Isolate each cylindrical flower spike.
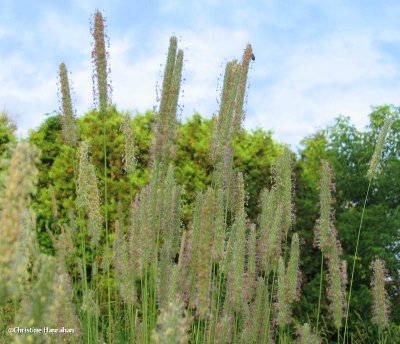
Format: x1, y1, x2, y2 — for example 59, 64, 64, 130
287, 233, 301, 303
326, 235, 347, 330
76, 142, 103, 248
371, 258, 391, 329
121, 113, 136, 175
276, 256, 290, 327
92, 10, 110, 114
367, 118, 392, 181
274, 146, 294, 237
59, 62, 78, 146
314, 160, 335, 253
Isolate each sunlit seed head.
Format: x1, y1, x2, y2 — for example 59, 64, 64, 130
314, 160, 335, 253
58, 62, 78, 146
77, 141, 102, 247
296, 323, 321, 344
367, 118, 392, 181
287, 233, 301, 303
91, 10, 110, 114
370, 258, 390, 329
121, 113, 136, 175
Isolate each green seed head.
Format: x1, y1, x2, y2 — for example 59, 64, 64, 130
287, 233, 301, 303
326, 238, 346, 330
58, 62, 78, 146
315, 160, 335, 253
371, 258, 390, 329
91, 10, 110, 114
121, 113, 136, 175
77, 142, 103, 248
152, 302, 189, 344
273, 146, 294, 237
367, 118, 392, 181
276, 256, 290, 327
296, 323, 321, 344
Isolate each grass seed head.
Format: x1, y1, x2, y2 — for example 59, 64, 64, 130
287, 233, 301, 303
273, 146, 294, 237
152, 302, 189, 344
121, 112, 136, 174
276, 256, 291, 327
92, 9, 110, 114
367, 117, 392, 181
314, 160, 335, 253
296, 323, 321, 344
153, 37, 183, 173
326, 238, 346, 330
58, 62, 78, 146
371, 258, 390, 329
77, 141, 103, 248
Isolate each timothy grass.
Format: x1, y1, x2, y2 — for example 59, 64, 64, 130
0, 9, 397, 344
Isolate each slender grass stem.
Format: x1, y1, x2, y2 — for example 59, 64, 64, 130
343, 181, 371, 343
102, 108, 112, 343
316, 253, 324, 333
141, 265, 148, 343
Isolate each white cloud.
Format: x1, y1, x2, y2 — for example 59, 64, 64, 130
247, 32, 400, 147
0, 52, 58, 135
0, 9, 92, 136
38, 10, 91, 53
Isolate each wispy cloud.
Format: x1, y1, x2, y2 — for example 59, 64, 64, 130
247, 31, 400, 146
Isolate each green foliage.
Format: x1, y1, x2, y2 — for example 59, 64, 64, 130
0, 111, 17, 199
0, 110, 17, 156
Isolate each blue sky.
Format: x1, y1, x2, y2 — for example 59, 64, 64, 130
1, 0, 400, 147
